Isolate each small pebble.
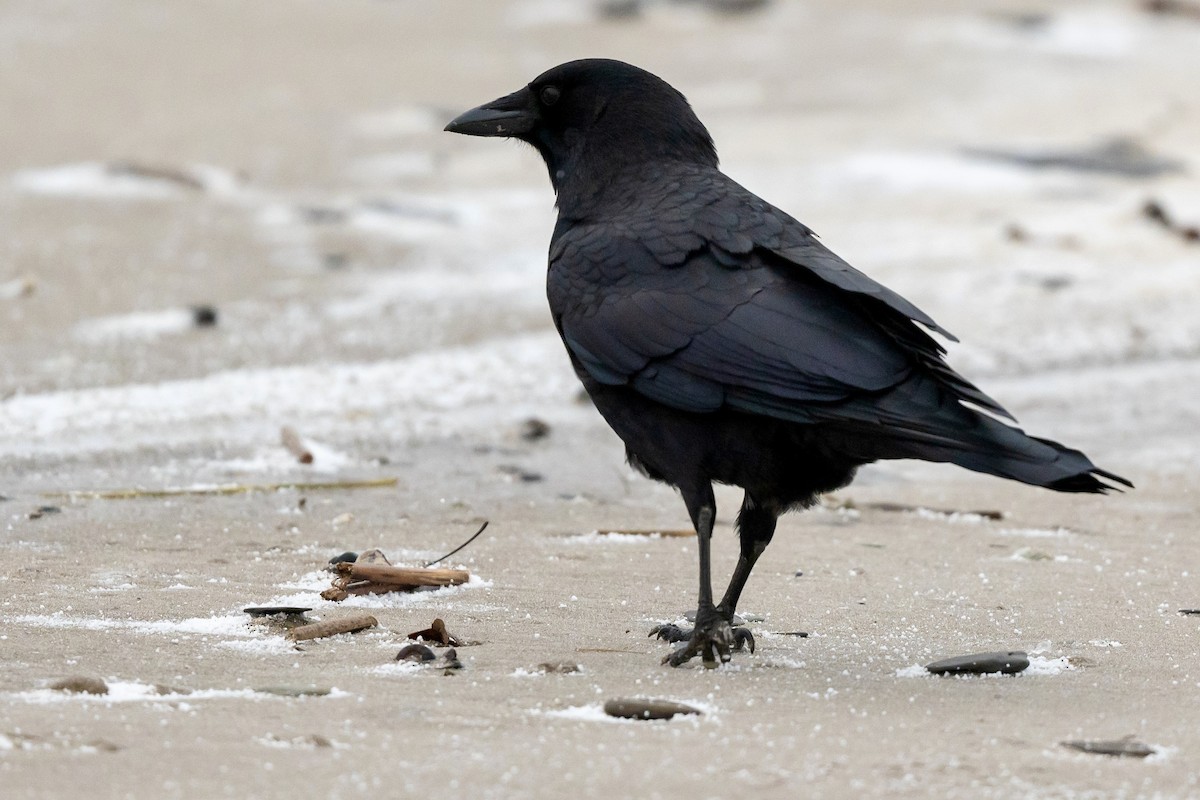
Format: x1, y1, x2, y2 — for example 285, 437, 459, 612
244, 606, 312, 618
49, 676, 109, 695
442, 648, 464, 671
1061, 736, 1156, 758
396, 643, 437, 662
925, 651, 1029, 676
255, 686, 331, 697
603, 698, 702, 720
518, 418, 551, 441
328, 552, 358, 565
28, 505, 61, 520
191, 305, 218, 327
538, 662, 582, 674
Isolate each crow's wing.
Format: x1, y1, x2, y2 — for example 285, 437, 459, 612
612, 166, 958, 342
550, 237, 916, 421
548, 168, 1011, 422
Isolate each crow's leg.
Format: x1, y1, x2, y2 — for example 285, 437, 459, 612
710, 493, 779, 655
658, 483, 740, 667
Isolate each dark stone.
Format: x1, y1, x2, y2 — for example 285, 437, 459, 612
603, 698, 702, 720
925, 650, 1029, 676
328, 551, 358, 565
518, 417, 551, 441
191, 305, 218, 327
243, 606, 312, 617
49, 676, 109, 695
255, 686, 332, 697
396, 643, 437, 662
1061, 736, 1156, 758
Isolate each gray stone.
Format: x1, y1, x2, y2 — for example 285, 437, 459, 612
925, 650, 1029, 676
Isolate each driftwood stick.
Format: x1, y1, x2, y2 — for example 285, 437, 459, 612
595, 528, 695, 538
335, 562, 470, 587
280, 426, 314, 464
45, 477, 398, 500
288, 613, 378, 641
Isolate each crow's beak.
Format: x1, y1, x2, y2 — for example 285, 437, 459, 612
444, 88, 537, 137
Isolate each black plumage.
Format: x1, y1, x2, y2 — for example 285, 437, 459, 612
446, 59, 1131, 666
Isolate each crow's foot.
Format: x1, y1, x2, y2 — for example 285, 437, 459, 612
661, 617, 759, 667
730, 626, 756, 654
648, 623, 691, 643
649, 620, 756, 662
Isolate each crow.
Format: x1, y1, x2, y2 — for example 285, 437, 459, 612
445, 59, 1131, 667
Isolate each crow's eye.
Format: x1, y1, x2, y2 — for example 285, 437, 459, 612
540, 85, 561, 106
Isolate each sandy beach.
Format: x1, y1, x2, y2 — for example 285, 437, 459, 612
2, 1, 1199, 797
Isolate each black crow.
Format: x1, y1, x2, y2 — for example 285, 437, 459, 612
445, 59, 1131, 667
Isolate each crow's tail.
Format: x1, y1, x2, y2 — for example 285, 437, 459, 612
844, 376, 1133, 494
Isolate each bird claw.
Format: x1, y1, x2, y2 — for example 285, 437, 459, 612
647, 623, 692, 643
661, 619, 738, 668
731, 626, 756, 654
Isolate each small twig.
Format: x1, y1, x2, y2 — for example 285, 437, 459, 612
425, 521, 488, 567
280, 426, 314, 464
1142, 199, 1200, 243
335, 562, 470, 587
595, 528, 695, 537
44, 477, 398, 500
288, 613, 377, 642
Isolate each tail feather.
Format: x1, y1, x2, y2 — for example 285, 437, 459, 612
836, 377, 1133, 494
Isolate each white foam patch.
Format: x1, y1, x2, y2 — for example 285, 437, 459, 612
217, 637, 295, 655
11, 162, 182, 199
216, 438, 352, 476
8, 613, 292, 655
538, 704, 622, 723
0, 733, 43, 751
255, 734, 345, 749
914, 508, 993, 525
13, 682, 351, 705
8, 612, 253, 637
997, 527, 1074, 538
561, 531, 677, 545
1146, 744, 1177, 763
510, 666, 585, 678
918, 8, 1139, 59
828, 151, 1037, 193
72, 308, 197, 343
0, 332, 573, 458
346, 201, 457, 242
1009, 547, 1071, 562
1024, 655, 1074, 676
88, 583, 137, 593
1088, 640, 1123, 649
372, 661, 427, 677
322, 269, 538, 321
896, 664, 930, 678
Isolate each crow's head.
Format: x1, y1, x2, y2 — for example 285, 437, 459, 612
446, 59, 716, 197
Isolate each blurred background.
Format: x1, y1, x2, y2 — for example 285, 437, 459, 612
1, 0, 1198, 489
